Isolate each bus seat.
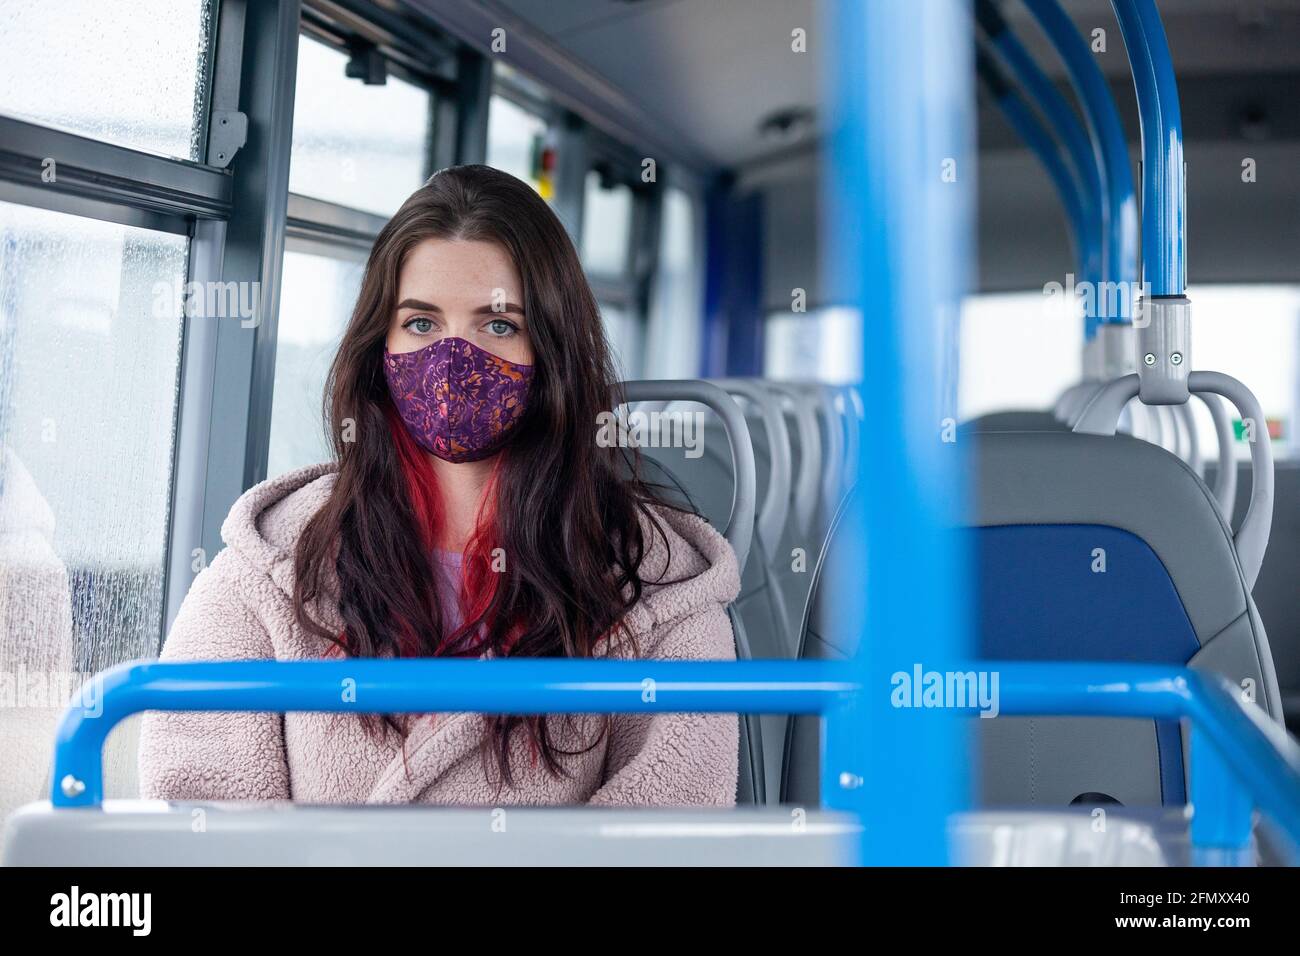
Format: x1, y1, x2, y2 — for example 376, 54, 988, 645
782, 430, 1281, 809
615, 381, 764, 805
1211, 459, 1300, 732
638, 389, 798, 802
963, 409, 1066, 432
968, 430, 1281, 807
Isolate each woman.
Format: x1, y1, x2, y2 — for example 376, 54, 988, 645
138, 165, 739, 807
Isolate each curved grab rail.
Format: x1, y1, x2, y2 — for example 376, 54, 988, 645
711, 377, 793, 560
836, 386, 863, 494
1055, 380, 1102, 425
976, 0, 1102, 300
1157, 405, 1184, 458
768, 383, 823, 539
1200, 391, 1238, 519
1025, 0, 1139, 321
1176, 401, 1201, 476
813, 385, 845, 512
617, 380, 756, 575
49, 659, 1300, 859
1073, 372, 1274, 590
975, 43, 1094, 293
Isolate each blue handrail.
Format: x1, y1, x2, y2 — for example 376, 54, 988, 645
1109, 0, 1186, 296
1023, 0, 1140, 324
976, 47, 1090, 282
52, 659, 861, 809
51, 659, 1300, 862
977, 0, 1103, 310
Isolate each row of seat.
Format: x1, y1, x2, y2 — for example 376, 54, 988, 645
623, 378, 863, 801
622, 370, 1281, 814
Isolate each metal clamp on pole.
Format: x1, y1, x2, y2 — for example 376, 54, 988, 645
1135, 294, 1191, 404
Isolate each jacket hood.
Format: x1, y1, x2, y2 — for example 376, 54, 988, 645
218, 462, 741, 642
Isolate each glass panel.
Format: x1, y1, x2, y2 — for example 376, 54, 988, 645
289, 36, 433, 217
1183, 284, 1299, 461
600, 302, 642, 380
581, 171, 632, 276
0, 0, 211, 160
645, 187, 702, 378
487, 94, 548, 193
957, 291, 1083, 420
267, 247, 365, 478
764, 307, 863, 384
0, 200, 187, 817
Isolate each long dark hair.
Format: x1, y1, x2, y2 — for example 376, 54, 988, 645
293, 164, 674, 785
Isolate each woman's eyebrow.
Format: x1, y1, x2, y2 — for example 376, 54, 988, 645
395, 298, 441, 312
474, 302, 525, 316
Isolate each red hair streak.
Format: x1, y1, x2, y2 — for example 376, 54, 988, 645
385, 407, 517, 656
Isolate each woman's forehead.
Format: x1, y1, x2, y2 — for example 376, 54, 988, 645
399, 238, 521, 302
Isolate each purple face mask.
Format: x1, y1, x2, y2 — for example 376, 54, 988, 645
383, 336, 535, 463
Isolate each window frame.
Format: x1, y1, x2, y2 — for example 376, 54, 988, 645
0, 0, 494, 646
0, 0, 705, 650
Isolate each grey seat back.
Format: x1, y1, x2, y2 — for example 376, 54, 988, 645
783, 431, 1281, 808
639, 400, 795, 803
614, 382, 762, 802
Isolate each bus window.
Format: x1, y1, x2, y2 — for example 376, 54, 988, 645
645, 187, 705, 379
581, 170, 633, 277
0, 202, 186, 671
764, 306, 864, 384
486, 94, 549, 194
0, 0, 209, 160
266, 247, 365, 478
958, 290, 1084, 420
288, 35, 433, 217
599, 302, 642, 381
1184, 284, 1299, 460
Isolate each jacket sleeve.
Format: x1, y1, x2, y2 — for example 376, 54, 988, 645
137, 551, 291, 801
588, 604, 739, 807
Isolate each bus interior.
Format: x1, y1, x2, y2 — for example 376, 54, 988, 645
1, 0, 1299, 871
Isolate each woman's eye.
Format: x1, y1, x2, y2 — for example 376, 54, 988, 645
405, 317, 435, 334
486, 319, 516, 337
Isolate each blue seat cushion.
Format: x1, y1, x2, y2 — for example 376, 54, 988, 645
972, 524, 1201, 803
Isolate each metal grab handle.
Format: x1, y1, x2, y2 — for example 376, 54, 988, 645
1176, 401, 1201, 475
712, 378, 793, 562
769, 384, 822, 539
1073, 372, 1274, 590
836, 386, 863, 493
1055, 380, 1101, 425
1200, 391, 1238, 521
814, 386, 846, 511
617, 380, 756, 576
1164, 405, 1184, 456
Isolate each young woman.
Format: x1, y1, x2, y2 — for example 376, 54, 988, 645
138, 165, 740, 806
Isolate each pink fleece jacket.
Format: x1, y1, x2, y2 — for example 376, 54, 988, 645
137, 463, 740, 807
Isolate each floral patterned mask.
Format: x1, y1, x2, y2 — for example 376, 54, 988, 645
383, 336, 535, 463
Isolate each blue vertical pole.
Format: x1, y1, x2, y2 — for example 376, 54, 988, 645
975, 48, 1091, 289
1023, 0, 1140, 322
822, 0, 973, 865
977, 0, 1104, 337
1109, 0, 1186, 296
